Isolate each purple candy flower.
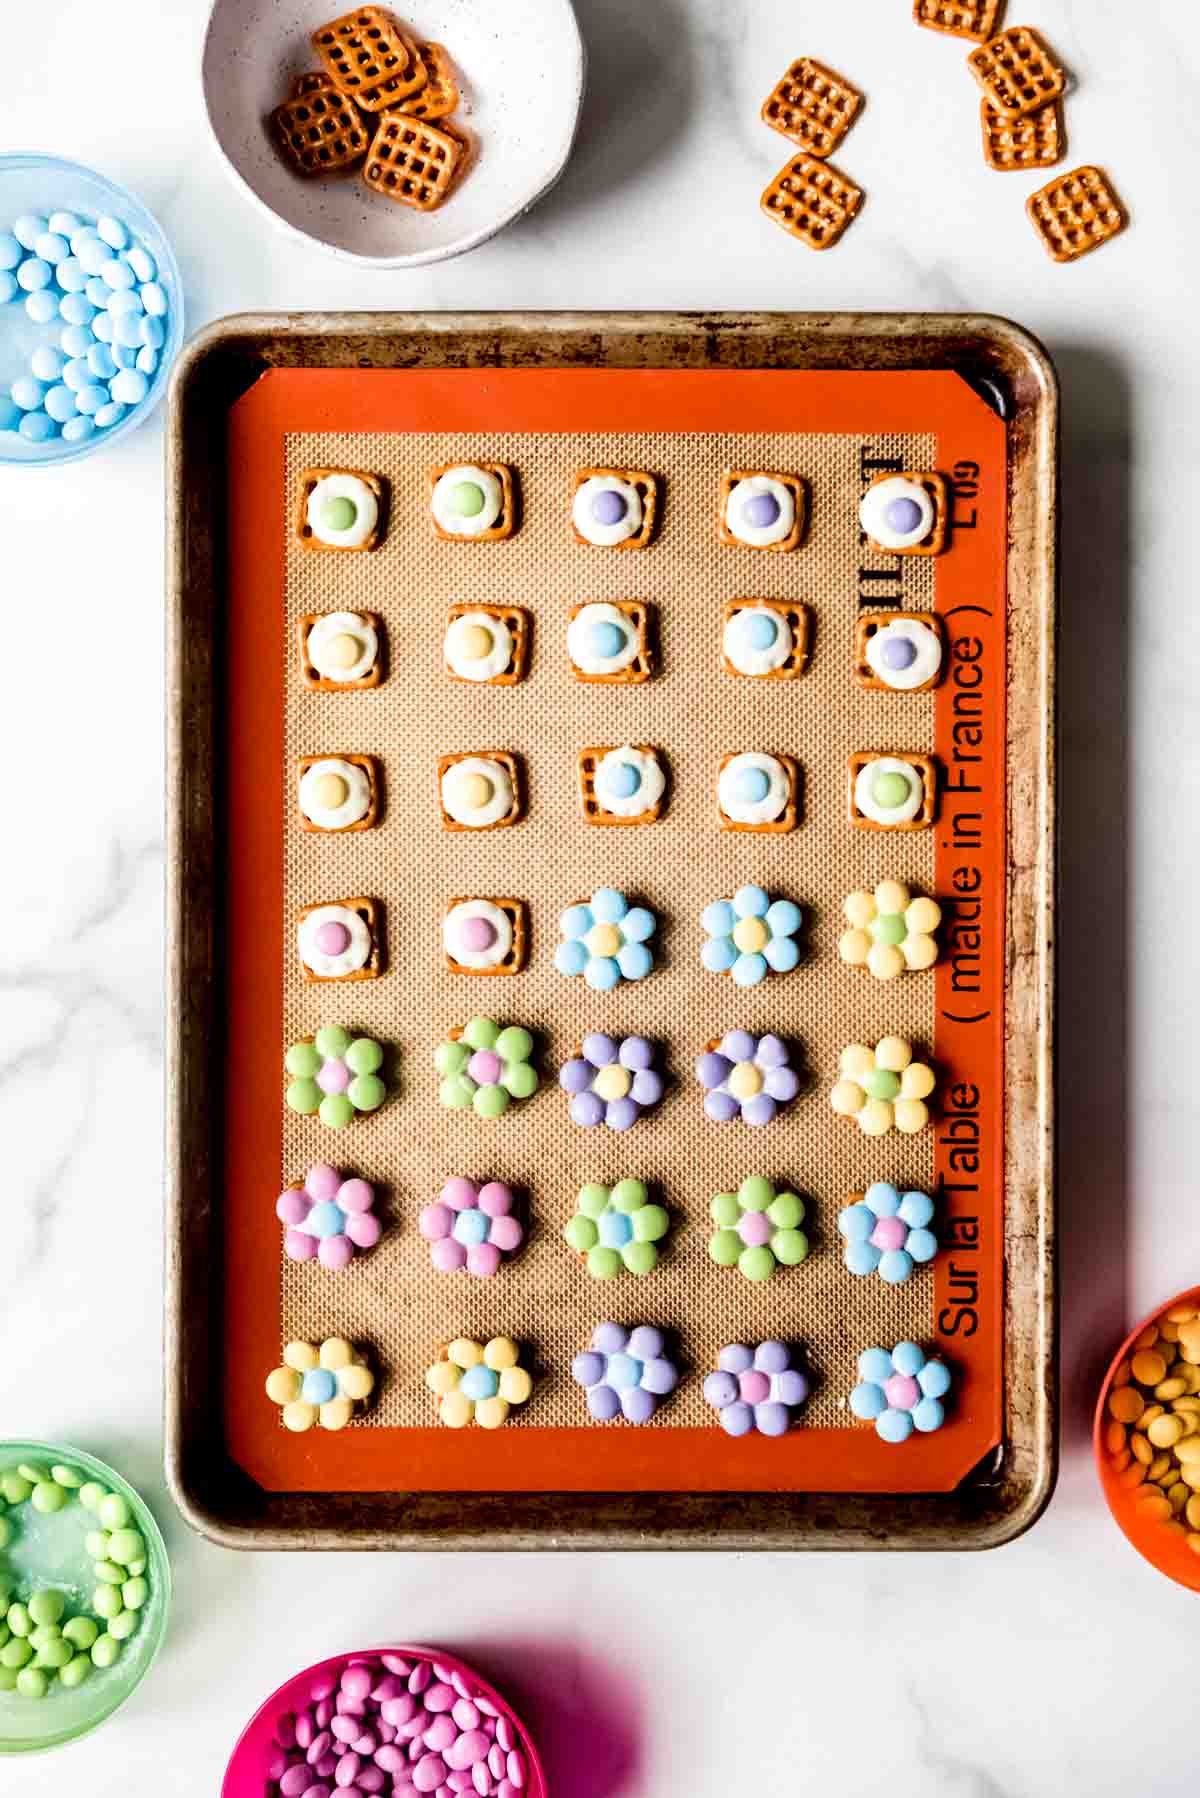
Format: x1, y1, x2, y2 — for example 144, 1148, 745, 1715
559, 1032, 665, 1131
571, 1322, 678, 1424
694, 1029, 800, 1125
703, 1341, 810, 1437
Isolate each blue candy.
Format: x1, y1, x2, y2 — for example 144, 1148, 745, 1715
48, 211, 82, 237
591, 887, 627, 924
877, 1408, 914, 1444
87, 343, 117, 380
0, 395, 19, 431
61, 415, 95, 444
91, 312, 114, 343
140, 281, 167, 317
100, 257, 135, 291
75, 383, 109, 416
0, 233, 21, 271
139, 314, 164, 350
597, 1211, 632, 1249
135, 345, 158, 377
75, 235, 110, 275
107, 287, 143, 318
451, 1208, 488, 1247
300, 1367, 336, 1406
617, 941, 653, 981
0, 271, 16, 305
30, 347, 64, 382
93, 400, 126, 430
33, 231, 69, 264
113, 315, 144, 350
60, 292, 96, 326
84, 276, 110, 308
62, 359, 91, 392
124, 244, 156, 283
25, 290, 59, 325
459, 1364, 498, 1402
43, 385, 78, 423
111, 342, 138, 368
13, 214, 47, 250
553, 939, 589, 977
16, 257, 52, 293
60, 324, 93, 358
584, 958, 621, 992
55, 256, 87, 292
10, 376, 45, 411
97, 215, 128, 250
19, 412, 55, 443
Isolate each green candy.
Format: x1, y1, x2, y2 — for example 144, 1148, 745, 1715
90, 1634, 120, 1669
345, 1036, 383, 1076
284, 1041, 322, 1078
107, 1611, 138, 1642
35, 1639, 72, 1671
318, 1092, 354, 1129
739, 1245, 776, 1282
286, 1077, 322, 1116
771, 1227, 810, 1266
710, 1191, 741, 1228
473, 1084, 509, 1120
17, 1463, 49, 1484
0, 1639, 32, 1670
495, 1025, 532, 1063
767, 1191, 804, 1230
107, 1528, 144, 1567
462, 1016, 498, 1051
63, 1616, 99, 1651
448, 480, 485, 518
632, 1204, 669, 1243
32, 1481, 67, 1515
16, 1666, 48, 1698
0, 1517, 10, 1550
98, 1492, 131, 1531
78, 1482, 105, 1513
738, 1175, 774, 1212
872, 770, 912, 809
861, 1068, 900, 1102
7, 1604, 32, 1638
708, 1229, 741, 1267
50, 1464, 83, 1489
585, 1246, 622, 1280
0, 1473, 32, 1505
871, 912, 906, 946
29, 1627, 60, 1652
0, 1625, 9, 1651
93, 1585, 122, 1621
435, 1039, 470, 1076
439, 1075, 475, 1110
28, 1590, 65, 1628
59, 1654, 91, 1689
621, 1241, 658, 1276
347, 1072, 385, 1113
610, 1178, 647, 1214
0, 1668, 16, 1692
314, 1024, 352, 1059
322, 495, 357, 531
84, 1530, 111, 1560
126, 1559, 146, 1578
93, 1561, 124, 1586
501, 1061, 537, 1100
121, 1578, 148, 1612
577, 1184, 609, 1219
564, 1214, 598, 1253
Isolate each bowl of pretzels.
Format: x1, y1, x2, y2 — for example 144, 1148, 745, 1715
201, 0, 585, 266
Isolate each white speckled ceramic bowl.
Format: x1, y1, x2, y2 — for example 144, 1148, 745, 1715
201, 0, 585, 267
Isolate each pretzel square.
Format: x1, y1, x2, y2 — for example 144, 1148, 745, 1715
363, 114, 463, 210
568, 602, 652, 685
761, 153, 862, 249
429, 463, 517, 540
1027, 165, 1126, 263
437, 753, 523, 832
718, 471, 807, 550
718, 754, 800, 834
848, 753, 938, 831
578, 747, 666, 826
270, 83, 369, 176
296, 754, 380, 833
760, 59, 863, 158
297, 896, 383, 982
295, 467, 386, 551
396, 42, 458, 120
312, 7, 427, 111
444, 605, 530, 684
720, 601, 811, 679
967, 26, 1066, 119
854, 612, 947, 692
981, 98, 1064, 172
443, 898, 528, 976
571, 468, 660, 549
298, 611, 384, 691
862, 471, 949, 557
913, 0, 1003, 41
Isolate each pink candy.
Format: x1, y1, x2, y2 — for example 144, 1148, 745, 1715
418, 1179, 524, 1278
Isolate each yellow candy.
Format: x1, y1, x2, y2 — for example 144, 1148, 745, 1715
844, 891, 875, 929
1169, 1482, 1190, 1514
426, 1360, 459, 1396
312, 773, 349, 810
282, 1401, 318, 1433
439, 1390, 473, 1429
587, 923, 622, 959
876, 1036, 912, 1073
320, 1398, 353, 1432
484, 1336, 519, 1371
867, 943, 905, 981
733, 917, 769, 954
1155, 1377, 1188, 1401
474, 1396, 510, 1431
320, 1338, 353, 1372
1130, 1433, 1153, 1466
840, 1044, 874, 1078
899, 1062, 935, 1101
830, 1079, 865, 1116
1181, 1464, 1200, 1492
902, 934, 939, 971
339, 1364, 374, 1402
499, 1366, 533, 1403
1134, 1325, 1160, 1351
858, 1098, 894, 1136
460, 772, 493, 809
1187, 1495, 1200, 1530
283, 1341, 319, 1374
1175, 1394, 1200, 1413
1159, 1320, 1182, 1342
459, 624, 493, 661
1149, 1453, 1173, 1483
1108, 1386, 1144, 1424
893, 1098, 929, 1135
1132, 1350, 1168, 1386
265, 1367, 301, 1405
875, 880, 909, 915
593, 1064, 632, 1102
1148, 1414, 1184, 1449
1174, 1435, 1200, 1463
1136, 1403, 1164, 1430
448, 1338, 483, 1369
838, 928, 871, 966
1167, 1304, 1199, 1323
326, 632, 360, 669
728, 1062, 763, 1101
905, 896, 941, 935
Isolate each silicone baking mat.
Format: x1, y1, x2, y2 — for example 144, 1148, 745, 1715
221, 366, 1006, 1496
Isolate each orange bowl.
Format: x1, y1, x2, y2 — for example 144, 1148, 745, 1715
1094, 1284, 1200, 1591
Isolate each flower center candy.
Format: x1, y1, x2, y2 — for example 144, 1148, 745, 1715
884, 496, 924, 535
468, 1049, 502, 1085
317, 1057, 351, 1094
587, 923, 622, 958
592, 489, 627, 524
884, 1373, 921, 1410
312, 773, 349, 809
326, 632, 360, 668
593, 1064, 632, 1102
314, 921, 351, 956
460, 916, 497, 953
306, 1199, 345, 1238
737, 1211, 771, 1248
727, 1061, 763, 1100
301, 1368, 337, 1405
739, 612, 777, 650
459, 624, 493, 660
880, 635, 918, 669
873, 771, 912, 808
460, 1363, 500, 1400
732, 917, 769, 954
321, 496, 357, 531
590, 620, 627, 660
870, 1215, 907, 1251
603, 762, 640, 799
734, 768, 771, 805
598, 1211, 632, 1248
606, 1353, 641, 1390
738, 1370, 770, 1404
449, 481, 485, 517
743, 492, 780, 528
871, 913, 907, 946
459, 772, 493, 809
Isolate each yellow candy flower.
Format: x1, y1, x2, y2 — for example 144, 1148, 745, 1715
829, 1036, 936, 1136
426, 1336, 534, 1429
265, 1337, 375, 1432
838, 881, 941, 980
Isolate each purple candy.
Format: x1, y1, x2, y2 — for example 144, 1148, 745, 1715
775, 1370, 809, 1406
587, 1383, 621, 1421
591, 488, 626, 525
630, 1069, 663, 1105
696, 1051, 731, 1089
704, 1370, 738, 1407
719, 1344, 753, 1374
880, 635, 918, 669
605, 1096, 639, 1131
721, 1029, 756, 1062
581, 1031, 618, 1066
884, 496, 924, 536
755, 1341, 789, 1374
764, 1065, 800, 1102
718, 1399, 755, 1437
621, 1386, 655, 1424
756, 1033, 788, 1068
742, 491, 780, 528
704, 1090, 740, 1123
619, 1035, 653, 1070
570, 1090, 605, 1127
640, 1356, 677, 1395
572, 1351, 605, 1386
628, 1325, 663, 1359
755, 1401, 790, 1437
559, 1057, 593, 1094
741, 1094, 777, 1127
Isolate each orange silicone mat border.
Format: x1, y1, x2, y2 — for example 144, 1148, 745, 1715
223, 366, 1007, 1495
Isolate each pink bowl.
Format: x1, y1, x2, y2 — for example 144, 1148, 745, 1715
222, 1644, 548, 1797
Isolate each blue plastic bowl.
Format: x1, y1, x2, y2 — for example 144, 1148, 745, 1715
0, 154, 184, 466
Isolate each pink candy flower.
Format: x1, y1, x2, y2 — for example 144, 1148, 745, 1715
418, 1178, 524, 1276
277, 1164, 382, 1270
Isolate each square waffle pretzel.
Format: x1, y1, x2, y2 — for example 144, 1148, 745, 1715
1027, 165, 1126, 263
298, 611, 384, 691
363, 115, 463, 211
437, 753, 523, 833
848, 752, 938, 831
718, 754, 800, 834
913, 0, 1003, 41
761, 153, 862, 250
296, 754, 380, 833
312, 7, 428, 111
720, 600, 812, 679
568, 602, 653, 686
396, 42, 458, 120
578, 747, 666, 826
854, 612, 947, 692
862, 471, 949, 556
967, 26, 1066, 119
270, 82, 369, 177
443, 899, 528, 976
297, 897, 383, 982
571, 468, 660, 549
981, 99, 1064, 172
295, 468, 386, 551
717, 470, 807, 550
429, 463, 517, 539
444, 604, 530, 684
760, 59, 863, 158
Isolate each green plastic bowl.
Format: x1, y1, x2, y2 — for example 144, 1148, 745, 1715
0, 1441, 170, 1753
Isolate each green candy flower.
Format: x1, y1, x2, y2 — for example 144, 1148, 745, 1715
708, 1176, 809, 1281
436, 1016, 539, 1119
285, 1026, 386, 1128
564, 1179, 670, 1278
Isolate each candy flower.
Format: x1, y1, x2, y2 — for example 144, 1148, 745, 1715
701, 884, 802, 987
277, 1164, 382, 1269
436, 1017, 538, 1118
555, 887, 657, 990
695, 1030, 800, 1125
708, 1176, 809, 1279
839, 1183, 937, 1283
285, 1026, 386, 1127
425, 1337, 533, 1428
419, 1178, 524, 1275
829, 1036, 935, 1135
838, 880, 941, 980
564, 1179, 669, 1277
265, 1337, 374, 1432
559, 1033, 665, 1130
571, 1323, 678, 1424
849, 1343, 952, 1443
703, 1342, 810, 1436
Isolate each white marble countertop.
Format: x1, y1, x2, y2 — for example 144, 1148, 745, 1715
3, 0, 1196, 1792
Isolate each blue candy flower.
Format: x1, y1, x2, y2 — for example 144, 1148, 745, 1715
701, 884, 802, 987
849, 1342, 952, 1443
555, 887, 657, 991
838, 1182, 937, 1284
